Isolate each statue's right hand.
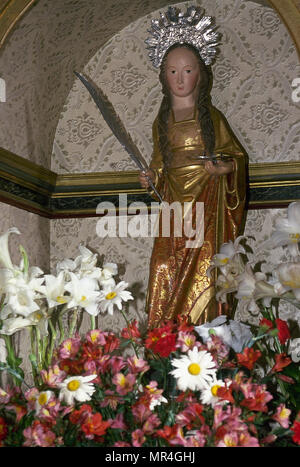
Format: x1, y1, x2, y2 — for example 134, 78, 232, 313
138, 169, 155, 189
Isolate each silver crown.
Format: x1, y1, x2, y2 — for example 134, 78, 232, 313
145, 6, 220, 68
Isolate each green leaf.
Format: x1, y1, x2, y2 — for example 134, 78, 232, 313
19, 244, 29, 274
0, 363, 24, 382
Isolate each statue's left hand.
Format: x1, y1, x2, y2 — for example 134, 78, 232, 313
204, 159, 234, 176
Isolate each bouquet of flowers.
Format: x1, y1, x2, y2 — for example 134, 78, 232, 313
0, 202, 299, 447
0, 314, 299, 447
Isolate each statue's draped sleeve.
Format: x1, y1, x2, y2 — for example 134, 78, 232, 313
148, 117, 165, 201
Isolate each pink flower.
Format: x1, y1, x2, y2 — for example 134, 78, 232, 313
176, 403, 204, 429
132, 402, 152, 424
96, 355, 110, 373
0, 388, 10, 404
217, 431, 259, 447
217, 431, 239, 447
86, 329, 107, 346
109, 356, 126, 374
272, 404, 291, 428
206, 335, 230, 365
24, 388, 39, 411
6, 404, 26, 422
126, 356, 150, 374
23, 420, 56, 447
238, 432, 260, 447
40, 364, 67, 388
132, 429, 146, 447
214, 404, 247, 437
176, 331, 197, 352
58, 336, 81, 359
108, 412, 127, 431
112, 372, 136, 395
142, 413, 160, 434
100, 390, 124, 410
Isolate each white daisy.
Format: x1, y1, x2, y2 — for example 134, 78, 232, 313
169, 347, 217, 392
200, 378, 226, 407
98, 281, 133, 315
58, 375, 97, 405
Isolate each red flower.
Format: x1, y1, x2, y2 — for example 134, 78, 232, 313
236, 347, 262, 370
156, 424, 185, 446
275, 319, 290, 345
121, 319, 141, 341
59, 358, 84, 375
217, 383, 235, 404
0, 417, 7, 441
271, 353, 292, 373
259, 318, 273, 330
291, 420, 300, 445
240, 384, 273, 413
81, 412, 111, 438
103, 333, 120, 353
69, 404, 92, 424
145, 322, 177, 357
177, 315, 194, 334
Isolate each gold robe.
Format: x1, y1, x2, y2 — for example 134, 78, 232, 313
146, 105, 247, 329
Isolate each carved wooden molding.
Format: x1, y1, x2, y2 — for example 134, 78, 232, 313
0, 0, 36, 47
1, 147, 300, 217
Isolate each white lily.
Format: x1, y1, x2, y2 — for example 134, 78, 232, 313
235, 264, 272, 313
99, 262, 118, 288
0, 316, 33, 335
0, 227, 20, 270
207, 236, 246, 276
215, 272, 239, 303
270, 201, 300, 257
73, 245, 102, 281
64, 272, 101, 316
98, 281, 133, 315
6, 287, 40, 317
41, 271, 69, 308
56, 258, 77, 275
272, 262, 300, 301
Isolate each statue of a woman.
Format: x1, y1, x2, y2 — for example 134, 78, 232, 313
139, 7, 248, 329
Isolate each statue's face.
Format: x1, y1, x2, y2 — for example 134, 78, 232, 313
165, 47, 200, 100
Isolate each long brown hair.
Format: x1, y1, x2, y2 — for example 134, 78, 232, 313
157, 43, 215, 169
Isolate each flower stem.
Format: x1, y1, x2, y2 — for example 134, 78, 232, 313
119, 308, 139, 358
90, 315, 96, 330
68, 308, 79, 338
47, 319, 57, 367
